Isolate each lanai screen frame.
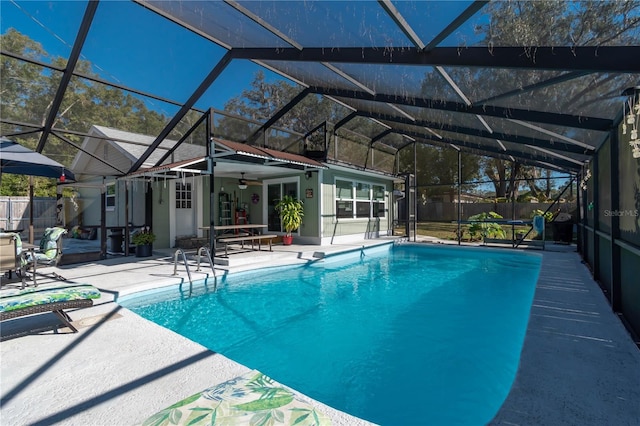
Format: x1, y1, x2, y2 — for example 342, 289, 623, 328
1, 1, 640, 340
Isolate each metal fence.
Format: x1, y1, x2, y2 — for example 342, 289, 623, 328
0, 197, 57, 235
578, 124, 640, 343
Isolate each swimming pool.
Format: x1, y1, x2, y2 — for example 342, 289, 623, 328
120, 243, 541, 425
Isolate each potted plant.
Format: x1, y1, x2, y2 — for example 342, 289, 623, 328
274, 195, 304, 245
131, 226, 155, 257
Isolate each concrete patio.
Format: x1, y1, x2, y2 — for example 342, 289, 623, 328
1, 239, 639, 425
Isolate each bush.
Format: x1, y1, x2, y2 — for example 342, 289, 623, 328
467, 211, 506, 240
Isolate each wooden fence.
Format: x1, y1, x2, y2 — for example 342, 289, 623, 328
417, 201, 577, 222
0, 197, 57, 234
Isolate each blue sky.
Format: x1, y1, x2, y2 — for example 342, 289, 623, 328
0, 0, 285, 113
1, 0, 483, 116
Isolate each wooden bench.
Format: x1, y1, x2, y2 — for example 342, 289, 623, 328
217, 234, 276, 256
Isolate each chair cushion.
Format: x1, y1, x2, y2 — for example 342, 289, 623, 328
142, 369, 331, 426
38, 227, 66, 259
0, 284, 101, 314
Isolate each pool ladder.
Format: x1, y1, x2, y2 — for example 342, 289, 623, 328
173, 246, 217, 296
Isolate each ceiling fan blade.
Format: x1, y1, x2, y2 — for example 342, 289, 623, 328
237, 172, 262, 186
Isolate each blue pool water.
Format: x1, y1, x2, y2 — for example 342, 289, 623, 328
120, 243, 541, 425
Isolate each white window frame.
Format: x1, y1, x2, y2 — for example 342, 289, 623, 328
105, 183, 116, 212
334, 178, 386, 219
175, 181, 192, 209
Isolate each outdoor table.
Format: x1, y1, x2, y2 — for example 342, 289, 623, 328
21, 242, 38, 287
199, 224, 267, 238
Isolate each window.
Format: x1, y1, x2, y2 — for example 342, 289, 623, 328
373, 185, 386, 217
335, 179, 386, 219
175, 182, 192, 209
106, 183, 116, 211
355, 182, 371, 218
335, 179, 353, 219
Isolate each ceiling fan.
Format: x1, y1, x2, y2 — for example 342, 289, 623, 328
238, 172, 262, 189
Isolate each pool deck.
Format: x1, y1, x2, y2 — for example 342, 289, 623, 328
1, 238, 639, 425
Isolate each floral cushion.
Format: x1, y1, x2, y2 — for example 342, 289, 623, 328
39, 227, 66, 257
20, 227, 67, 266
142, 370, 331, 426
0, 284, 101, 313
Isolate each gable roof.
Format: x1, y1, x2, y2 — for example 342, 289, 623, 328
71, 125, 204, 177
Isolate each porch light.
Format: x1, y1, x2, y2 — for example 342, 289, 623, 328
622, 86, 640, 159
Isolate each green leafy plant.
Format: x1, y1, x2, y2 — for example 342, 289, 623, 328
274, 195, 304, 237
132, 228, 156, 245
467, 211, 506, 241
530, 209, 554, 222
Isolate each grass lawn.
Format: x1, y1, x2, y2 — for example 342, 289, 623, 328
396, 221, 550, 242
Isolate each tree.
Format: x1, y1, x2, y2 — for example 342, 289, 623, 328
477, 1, 640, 112
222, 71, 340, 140
398, 144, 480, 202
0, 29, 184, 195
414, 2, 640, 199
220, 71, 384, 168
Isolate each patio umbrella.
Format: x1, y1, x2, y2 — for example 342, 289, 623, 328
0, 137, 75, 242
0, 137, 75, 181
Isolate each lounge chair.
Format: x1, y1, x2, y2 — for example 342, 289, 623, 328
142, 369, 331, 426
0, 283, 101, 333
21, 226, 67, 284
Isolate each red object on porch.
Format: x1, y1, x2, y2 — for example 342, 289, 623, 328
235, 209, 247, 234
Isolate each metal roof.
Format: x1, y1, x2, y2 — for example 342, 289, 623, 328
214, 139, 325, 169
2, 1, 640, 175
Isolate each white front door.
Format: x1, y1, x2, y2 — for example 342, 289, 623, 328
175, 180, 195, 237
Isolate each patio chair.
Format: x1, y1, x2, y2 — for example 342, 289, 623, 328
0, 232, 25, 286
21, 227, 67, 284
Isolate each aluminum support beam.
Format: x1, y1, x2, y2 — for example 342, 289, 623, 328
309, 87, 612, 131
230, 46, 640, 73
36, 1, 98, 153
130, 51, 233, 173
